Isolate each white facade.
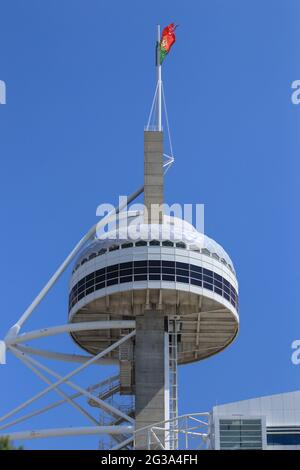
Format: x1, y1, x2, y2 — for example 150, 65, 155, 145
211, 390, 300, 450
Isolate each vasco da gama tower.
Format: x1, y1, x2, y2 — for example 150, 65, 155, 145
0, 25, 239, 450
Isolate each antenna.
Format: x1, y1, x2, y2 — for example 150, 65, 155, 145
157, 24, 162, 131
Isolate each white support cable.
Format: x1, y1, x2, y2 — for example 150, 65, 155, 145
146, 82, 159, 130
162, 82, 174, 160
1, 332, 135, 425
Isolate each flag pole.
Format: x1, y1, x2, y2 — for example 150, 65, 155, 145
157, 24, 162, 131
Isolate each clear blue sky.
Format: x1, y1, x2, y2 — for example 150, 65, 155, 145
0, 0, 300, 450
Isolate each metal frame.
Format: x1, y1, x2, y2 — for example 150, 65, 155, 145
0, 186, 143, 444
142, 413, 211, 450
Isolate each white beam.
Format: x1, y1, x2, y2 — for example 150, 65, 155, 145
6, 320, 135, 346
0, 426, 134, 441
13, 345, 118, 365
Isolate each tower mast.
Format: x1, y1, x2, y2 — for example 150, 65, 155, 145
157, 24, 162, 131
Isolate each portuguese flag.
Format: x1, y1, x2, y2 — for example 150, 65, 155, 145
159, 23, 177, 64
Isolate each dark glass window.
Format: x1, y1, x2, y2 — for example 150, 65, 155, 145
109, 245, 119, 252
107, 271, 118, 280
176, 262, 189, 270
162, 267, 176, 274
89, 253, 96, 260
203, 268, 213, 277
95, 282, 105, 290
121, 262, 133, 269
149, 260, 161, 266
191, 265, 202, 273
224, 292, 230, 301
203, 282, 213, 291
96, 274, 105, 283
149, 267, 161, 273
69, 259, 239, 313
95, 268, 105, 277
134, 274, 147, 281
176, 268, 189, 276
121, 242, 133, 249
134, 260, 147, 267
98, 248, 107, 255
120, 276, 132, 283
175, 242, 186, 249
176, 275, 189, 283
78, 284, 85, 294
136, 240, 147, 247
149, 240, 160, 246
223, 285, 230, 295
149, 274, 161, 280
134, 267, 147, 274
107, 264, 118, 273
191, 278, 202, 287
162, 274, 175, 281
120, 268, 132, 277
162, 260, 174, 267
203, 274, 213, 283
267, 433, 300, 446
214, 286, 223, 296
191, 271, 203, 281
162, 240, 174, 247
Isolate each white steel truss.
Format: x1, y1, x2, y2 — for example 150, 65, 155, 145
143, 413, 211, 450
0, 186, 143, 444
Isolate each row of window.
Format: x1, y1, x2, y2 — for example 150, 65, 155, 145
72, 240, 235, 275
219, 419, 263, 450
267, 433, 300, 446
69, 260, 238, 311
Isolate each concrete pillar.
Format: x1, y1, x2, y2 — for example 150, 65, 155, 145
134, 311, 169, 449
144, 131, 164, 224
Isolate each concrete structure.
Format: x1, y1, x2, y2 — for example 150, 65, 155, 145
67, 126, 239, 449
211, 391, 300, 450
0, 26, 239, 450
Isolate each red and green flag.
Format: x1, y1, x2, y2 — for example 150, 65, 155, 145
159, 23, 177, 64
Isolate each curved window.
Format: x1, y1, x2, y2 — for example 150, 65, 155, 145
88, 253, 96, 260
175, 242, 186, 249
136, 240, 148, 247
121, 242, 133, 249
81, 258, 88, 266
98, 248, 107, 256
162, 240, 174, 247
69, 260, 238, 312
149, 240, 160, 246
201, 248, 210, 256
212, 253, 220, 261
109, 244, 119, 252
